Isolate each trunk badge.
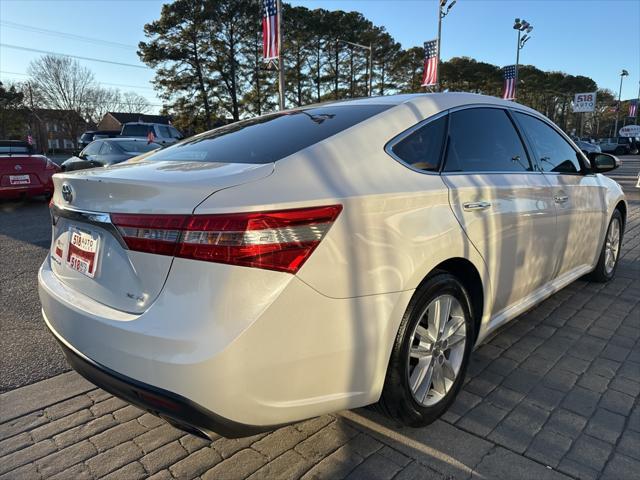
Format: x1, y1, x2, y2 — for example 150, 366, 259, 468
61, 183, 74, 203
14, 164, 22, 171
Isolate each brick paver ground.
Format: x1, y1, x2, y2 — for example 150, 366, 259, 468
1, 182, 638, 479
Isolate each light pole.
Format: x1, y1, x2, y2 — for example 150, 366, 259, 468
614, 69, 629, 135
436, 0, 456, 91
337, 39, 373, 96
277, 0, 285, 110
513, 18, 533, 100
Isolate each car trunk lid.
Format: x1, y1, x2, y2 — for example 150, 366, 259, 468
48, 160, 273, 313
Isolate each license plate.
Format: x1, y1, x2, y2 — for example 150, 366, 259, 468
66, 228, 100, 278
9, 175, 30, 185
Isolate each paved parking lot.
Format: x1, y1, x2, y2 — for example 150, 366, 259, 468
0, 159, 638, 479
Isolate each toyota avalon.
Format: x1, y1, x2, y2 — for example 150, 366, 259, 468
39, 93, 626, 438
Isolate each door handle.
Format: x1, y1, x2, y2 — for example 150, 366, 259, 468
463, 201, 492, 211
554, 195, 569, 204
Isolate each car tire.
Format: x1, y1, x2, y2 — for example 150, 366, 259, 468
588, 209, 624, 283
379, 272, 474, 427
614, 147, 625, 155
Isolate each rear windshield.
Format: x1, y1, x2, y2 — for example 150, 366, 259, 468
146, 105, 391, 164
80, 133, 94, 142
117, 141, 161, 153
0, 145, 32, 154
122, 124, 153, 136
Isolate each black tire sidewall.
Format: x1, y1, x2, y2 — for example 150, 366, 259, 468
592, 210, 624, 282
382, 273, 475, 426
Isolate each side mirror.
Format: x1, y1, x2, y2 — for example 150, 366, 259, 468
588, 152, 620, 173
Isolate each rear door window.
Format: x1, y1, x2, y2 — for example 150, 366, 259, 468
122, 124, 151, 137
390, 115, 447, 172
146, 105, 391, 164
513, 112, 584, 174
82, 141, 102, 156
443, 108, 532, 173
158, 126, 172, 138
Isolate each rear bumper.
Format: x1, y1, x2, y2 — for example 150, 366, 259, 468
39, 255, 411, 429
0, 184, 52, 199
48, 322, 277, 439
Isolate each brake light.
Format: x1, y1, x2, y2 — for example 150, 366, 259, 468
111, 205, 342, 273
45, 158, 60, 171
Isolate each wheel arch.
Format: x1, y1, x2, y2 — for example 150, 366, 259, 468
417, 257, 485, 345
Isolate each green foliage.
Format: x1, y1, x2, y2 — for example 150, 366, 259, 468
0, 81, 26, 139
140, 0, 617, 137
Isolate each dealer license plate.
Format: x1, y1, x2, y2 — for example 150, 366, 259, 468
66, 227, 100, 278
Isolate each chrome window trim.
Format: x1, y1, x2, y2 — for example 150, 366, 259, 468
50, 204, 128, 249
384, 110, 449, 176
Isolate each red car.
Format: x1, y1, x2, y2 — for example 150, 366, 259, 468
0, 141, 60, 200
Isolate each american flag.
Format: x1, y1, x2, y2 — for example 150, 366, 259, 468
262, 0, 279, 61
630, 100, 638, 118
421, 40, 438, 87
503, 65, 517, 100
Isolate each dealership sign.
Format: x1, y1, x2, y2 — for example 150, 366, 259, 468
619, 125, 640, 137
573, 92, 596, 112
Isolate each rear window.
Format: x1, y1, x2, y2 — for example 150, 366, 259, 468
80, 133, 94, 142
146, 105, 391, 164
0, 145, 32, 154
117, 141, 161, 153
122, 124, 152, 136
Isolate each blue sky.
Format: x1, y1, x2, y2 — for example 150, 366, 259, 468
1, 0, 638, 114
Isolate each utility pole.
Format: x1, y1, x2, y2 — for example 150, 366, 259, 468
614, 69, 629, 136
513, 18, 533, 101
277, 0, 285, 110
436, 0, 456, 92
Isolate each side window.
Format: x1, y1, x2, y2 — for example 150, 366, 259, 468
443, 108, 531, 173
99, 142, 114, 155
158, 126, 172, 138
169, 126, 182, 139
390, 115, 447, 172
83, 141, 102, 156
513, 112, 583, 174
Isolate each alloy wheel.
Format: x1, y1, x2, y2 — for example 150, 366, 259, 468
407, 294, 467, 406
604, 217, 621, 275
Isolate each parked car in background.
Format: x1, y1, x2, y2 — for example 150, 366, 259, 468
0, 140, 60, 200
61, 138, 162, 172
40, 93, 626, 439
598, 137, 631, 155
574, 139, 601, 156
120, 122, 183, 146
78, 130, 121, 150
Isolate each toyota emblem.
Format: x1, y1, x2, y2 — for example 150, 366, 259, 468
14, 164, 22, 171
61, 183, 74, 203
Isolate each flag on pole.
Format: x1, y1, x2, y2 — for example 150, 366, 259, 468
629, 99, 638, 118
421, 40, 438, 87
502, 65, 517, 100
262, 0, 279, 61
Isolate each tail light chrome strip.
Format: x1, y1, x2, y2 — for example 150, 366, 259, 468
50, 204, 129, 249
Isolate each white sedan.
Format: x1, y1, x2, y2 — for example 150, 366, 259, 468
39, 93, 626, 438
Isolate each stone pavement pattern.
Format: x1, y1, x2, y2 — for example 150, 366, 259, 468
0, 199, 638, 479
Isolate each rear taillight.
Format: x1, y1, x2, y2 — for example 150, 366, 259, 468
45, 158, 59, 171
111, 205, 342, 274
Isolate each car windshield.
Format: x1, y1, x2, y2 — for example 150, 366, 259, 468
121, 124, 153, 136
146, 104, 391, 164
117, 141, 161, 153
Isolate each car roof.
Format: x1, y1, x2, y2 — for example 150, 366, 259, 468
301, 92, 542, 119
